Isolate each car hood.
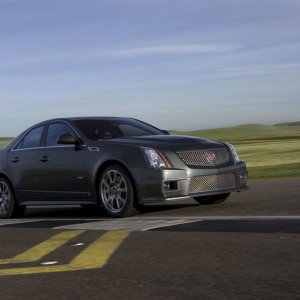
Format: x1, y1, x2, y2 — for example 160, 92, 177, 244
103, 135, 226, 151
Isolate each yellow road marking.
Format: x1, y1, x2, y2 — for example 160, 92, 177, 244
0, 230, 84, 265
0, 230, 129, 276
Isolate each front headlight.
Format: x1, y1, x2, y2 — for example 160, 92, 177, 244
141, 147, 172, 169
227, 143, 240, 162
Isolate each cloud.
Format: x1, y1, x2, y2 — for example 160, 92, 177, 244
105, 44, 241, 58
0, 43, 241, 72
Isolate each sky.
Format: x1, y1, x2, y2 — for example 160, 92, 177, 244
0, 0, 300, 136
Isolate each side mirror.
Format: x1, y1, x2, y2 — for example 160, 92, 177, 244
161, 130, 170, 135
57, 133, 83, 146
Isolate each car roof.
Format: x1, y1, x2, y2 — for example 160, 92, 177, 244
38, 116, 133, 124
69, 117, 132, 121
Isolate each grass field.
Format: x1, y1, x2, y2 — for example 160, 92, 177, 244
0, 138, 12, 149
1, 123, 300, 179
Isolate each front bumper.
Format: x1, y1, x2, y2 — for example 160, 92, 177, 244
133, 161, 248, 204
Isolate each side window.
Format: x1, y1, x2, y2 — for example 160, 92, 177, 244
15, 126, 44, 149
46, 123, 76, 146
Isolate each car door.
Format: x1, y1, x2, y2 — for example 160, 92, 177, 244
37, 122, 90, 200
7, 125, 46, 201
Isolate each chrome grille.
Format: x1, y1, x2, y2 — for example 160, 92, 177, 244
189, 173, 236, 194
177, 149, 230, 167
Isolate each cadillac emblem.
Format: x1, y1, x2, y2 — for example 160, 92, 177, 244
206, 152, 216, 164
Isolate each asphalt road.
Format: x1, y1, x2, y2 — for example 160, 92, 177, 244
0, 178, 299, 300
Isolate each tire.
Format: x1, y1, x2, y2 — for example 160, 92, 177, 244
194, 193, 231, 205
0, 177, 26, 219
99, 164, 140, 217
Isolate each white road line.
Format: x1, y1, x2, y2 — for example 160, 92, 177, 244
53, 216, 300, 231
141, 220, 199, 231
127, 216, 300, 221
53, 219, 199, 231
0, 216, 299, 231
0, 219, 43, 226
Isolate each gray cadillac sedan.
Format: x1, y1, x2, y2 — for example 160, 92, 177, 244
0, 117, 248, 218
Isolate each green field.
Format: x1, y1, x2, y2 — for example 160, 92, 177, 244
1, 123, 300, 179
0, 138, 12, 149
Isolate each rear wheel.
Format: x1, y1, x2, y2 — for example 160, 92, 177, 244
0, 177, 26, 218
99, 165, 140, 217
194, 193, 231, 205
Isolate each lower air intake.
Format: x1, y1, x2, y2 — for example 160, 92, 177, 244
189, 173, 236, 193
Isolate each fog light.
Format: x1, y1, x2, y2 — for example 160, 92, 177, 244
240, 174, 247, 182
163, 182, 171, 190
163, 181, 178, 191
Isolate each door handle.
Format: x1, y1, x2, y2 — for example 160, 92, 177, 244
39, 156, 49, 162
11, 157, 20, 163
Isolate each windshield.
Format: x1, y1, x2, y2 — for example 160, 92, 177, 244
74, 119, 164, 140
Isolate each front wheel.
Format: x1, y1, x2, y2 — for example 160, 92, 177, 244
0, 177, 26, 218
99, 165, 140, 217
194, 193, 231, 205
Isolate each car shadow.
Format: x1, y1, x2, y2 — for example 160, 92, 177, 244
140, 203, 199, 215
23, 206, 107, 219
22, 202, 199, 219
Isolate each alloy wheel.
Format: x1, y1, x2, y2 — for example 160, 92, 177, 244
0, 181, 11, 216
100, 170, 128, 214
